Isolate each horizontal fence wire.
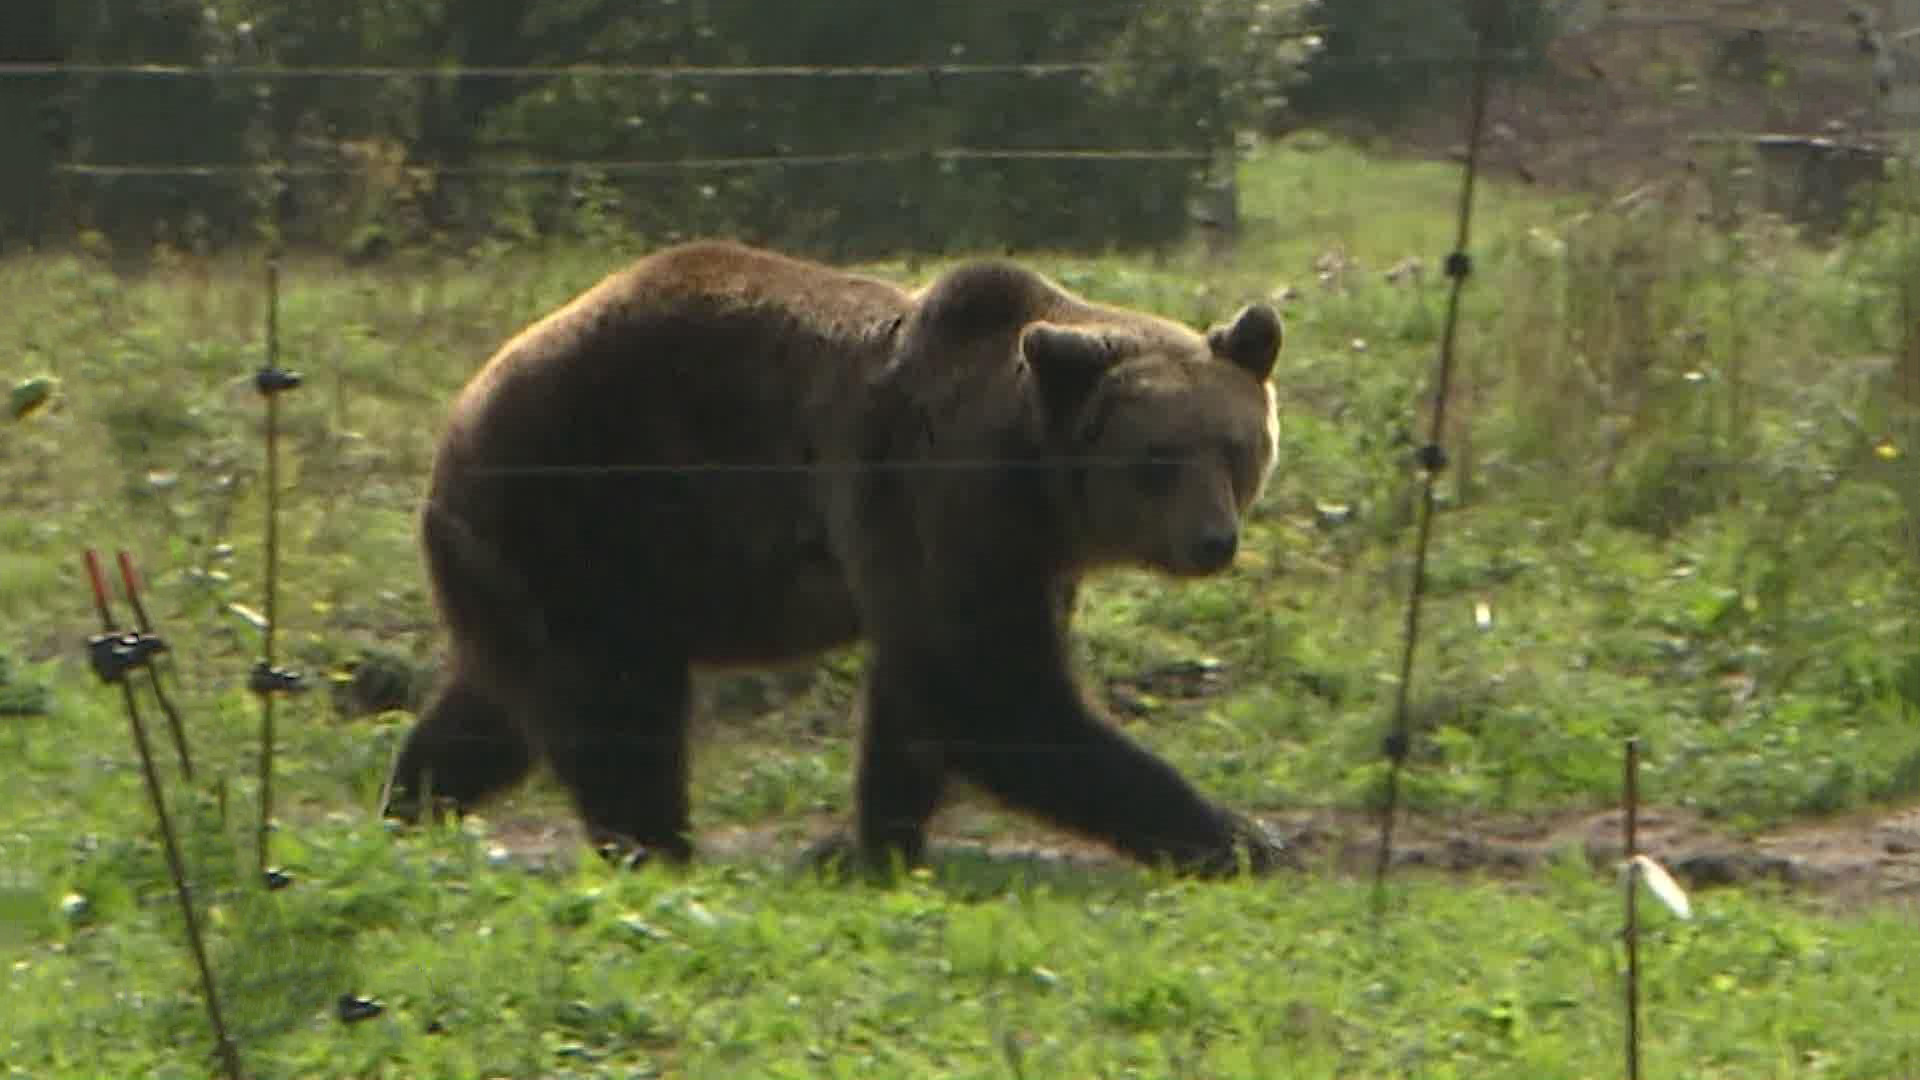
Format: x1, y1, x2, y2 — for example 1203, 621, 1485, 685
422, 454, 1868, 479
0, 7, 1901, 86
52, 148, 1212, 179
0, 60, 1121, 79
0, 48, 1562, 83
0, 61, 1117, 80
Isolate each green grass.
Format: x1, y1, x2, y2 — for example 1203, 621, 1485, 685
5, 132, 1920, 1077
6, 815, 1920, 1079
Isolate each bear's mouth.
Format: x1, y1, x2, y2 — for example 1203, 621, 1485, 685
1158, 536, 1239, 578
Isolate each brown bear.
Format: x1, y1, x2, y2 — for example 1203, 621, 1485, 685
382, 239, 1288, 876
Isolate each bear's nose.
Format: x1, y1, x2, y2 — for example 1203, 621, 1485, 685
1189, 529, 1238, 572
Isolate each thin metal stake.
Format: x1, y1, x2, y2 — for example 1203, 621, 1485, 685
83, 551, 244, 1080
251, 256, 305, 883
1624, 737, 1642, 1080
1372, 6, 1498, 912
115, 550, 195, 781
259, 258, 280, 877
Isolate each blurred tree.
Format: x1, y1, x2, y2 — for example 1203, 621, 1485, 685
0, 0, 61, 249
25, 0, 1318, 259
50, 0, 257, 251
1289, 0, 1558, 118
484, 0, 1317, 256
410, 2, 638, 227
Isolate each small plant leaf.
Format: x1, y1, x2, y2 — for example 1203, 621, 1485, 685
8, 375, 56, 420
227, 603, 269, 632
1629, 854, 1693, 919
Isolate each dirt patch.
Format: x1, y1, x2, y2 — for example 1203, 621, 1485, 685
471, 799, 1920, 910
1283, 804, 1920, 905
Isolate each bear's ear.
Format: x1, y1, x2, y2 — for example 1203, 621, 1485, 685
1022, 322, 1117, 422
1207, 304, 1282, 382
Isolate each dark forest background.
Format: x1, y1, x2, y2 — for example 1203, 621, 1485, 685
0, 0, 1559, 260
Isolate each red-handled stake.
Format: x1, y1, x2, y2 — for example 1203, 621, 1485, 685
81, 550, 244, 1080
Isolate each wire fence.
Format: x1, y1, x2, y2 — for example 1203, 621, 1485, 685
5, 12, 1910, 246
48, 149, 1216, 178
9, 2, 1920, 1074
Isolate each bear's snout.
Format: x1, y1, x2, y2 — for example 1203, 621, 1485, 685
1184, 527, 1239, 574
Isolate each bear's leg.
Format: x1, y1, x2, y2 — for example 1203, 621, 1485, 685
800, 673, 945, 876
925, 661, 1284, 876
534, 656, 696, 864
383, 675, 535, 822
852, 673, 947, 867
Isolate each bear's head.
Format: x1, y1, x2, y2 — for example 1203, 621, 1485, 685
1023, 303, 1281, 578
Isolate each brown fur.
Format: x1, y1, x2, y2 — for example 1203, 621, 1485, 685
384, 240, 1288, 876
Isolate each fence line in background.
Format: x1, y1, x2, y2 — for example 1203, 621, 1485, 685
0, 60, 1116, 80
0, 48, 1566, 84
51, 148, 1212, 180
353, 454, 1882, 481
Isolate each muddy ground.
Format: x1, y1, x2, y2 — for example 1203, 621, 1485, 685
472, 798, 1920, 912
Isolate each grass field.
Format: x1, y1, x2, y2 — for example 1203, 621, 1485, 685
4, 132, 1920, 1077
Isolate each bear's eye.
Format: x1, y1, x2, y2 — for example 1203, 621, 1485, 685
1131, 443, 1181, 494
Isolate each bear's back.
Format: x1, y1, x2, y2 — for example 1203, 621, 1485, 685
440, 242, 912, 472
425, 242, 918, 665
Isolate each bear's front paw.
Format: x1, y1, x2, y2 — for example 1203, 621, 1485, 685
795, 830, 924, 882
1188, 814, 1299, 878
587, 829, 694, 872
379, 785, 462, 828
1235, 816, 1300, 875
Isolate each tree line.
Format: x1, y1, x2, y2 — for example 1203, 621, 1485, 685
0, 1, 1553, 260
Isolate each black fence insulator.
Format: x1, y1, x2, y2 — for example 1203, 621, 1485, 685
254, 366, 303, 395
1380, 730, 1411, 764
248, 662, 307, 696
86, 632, 169, 685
